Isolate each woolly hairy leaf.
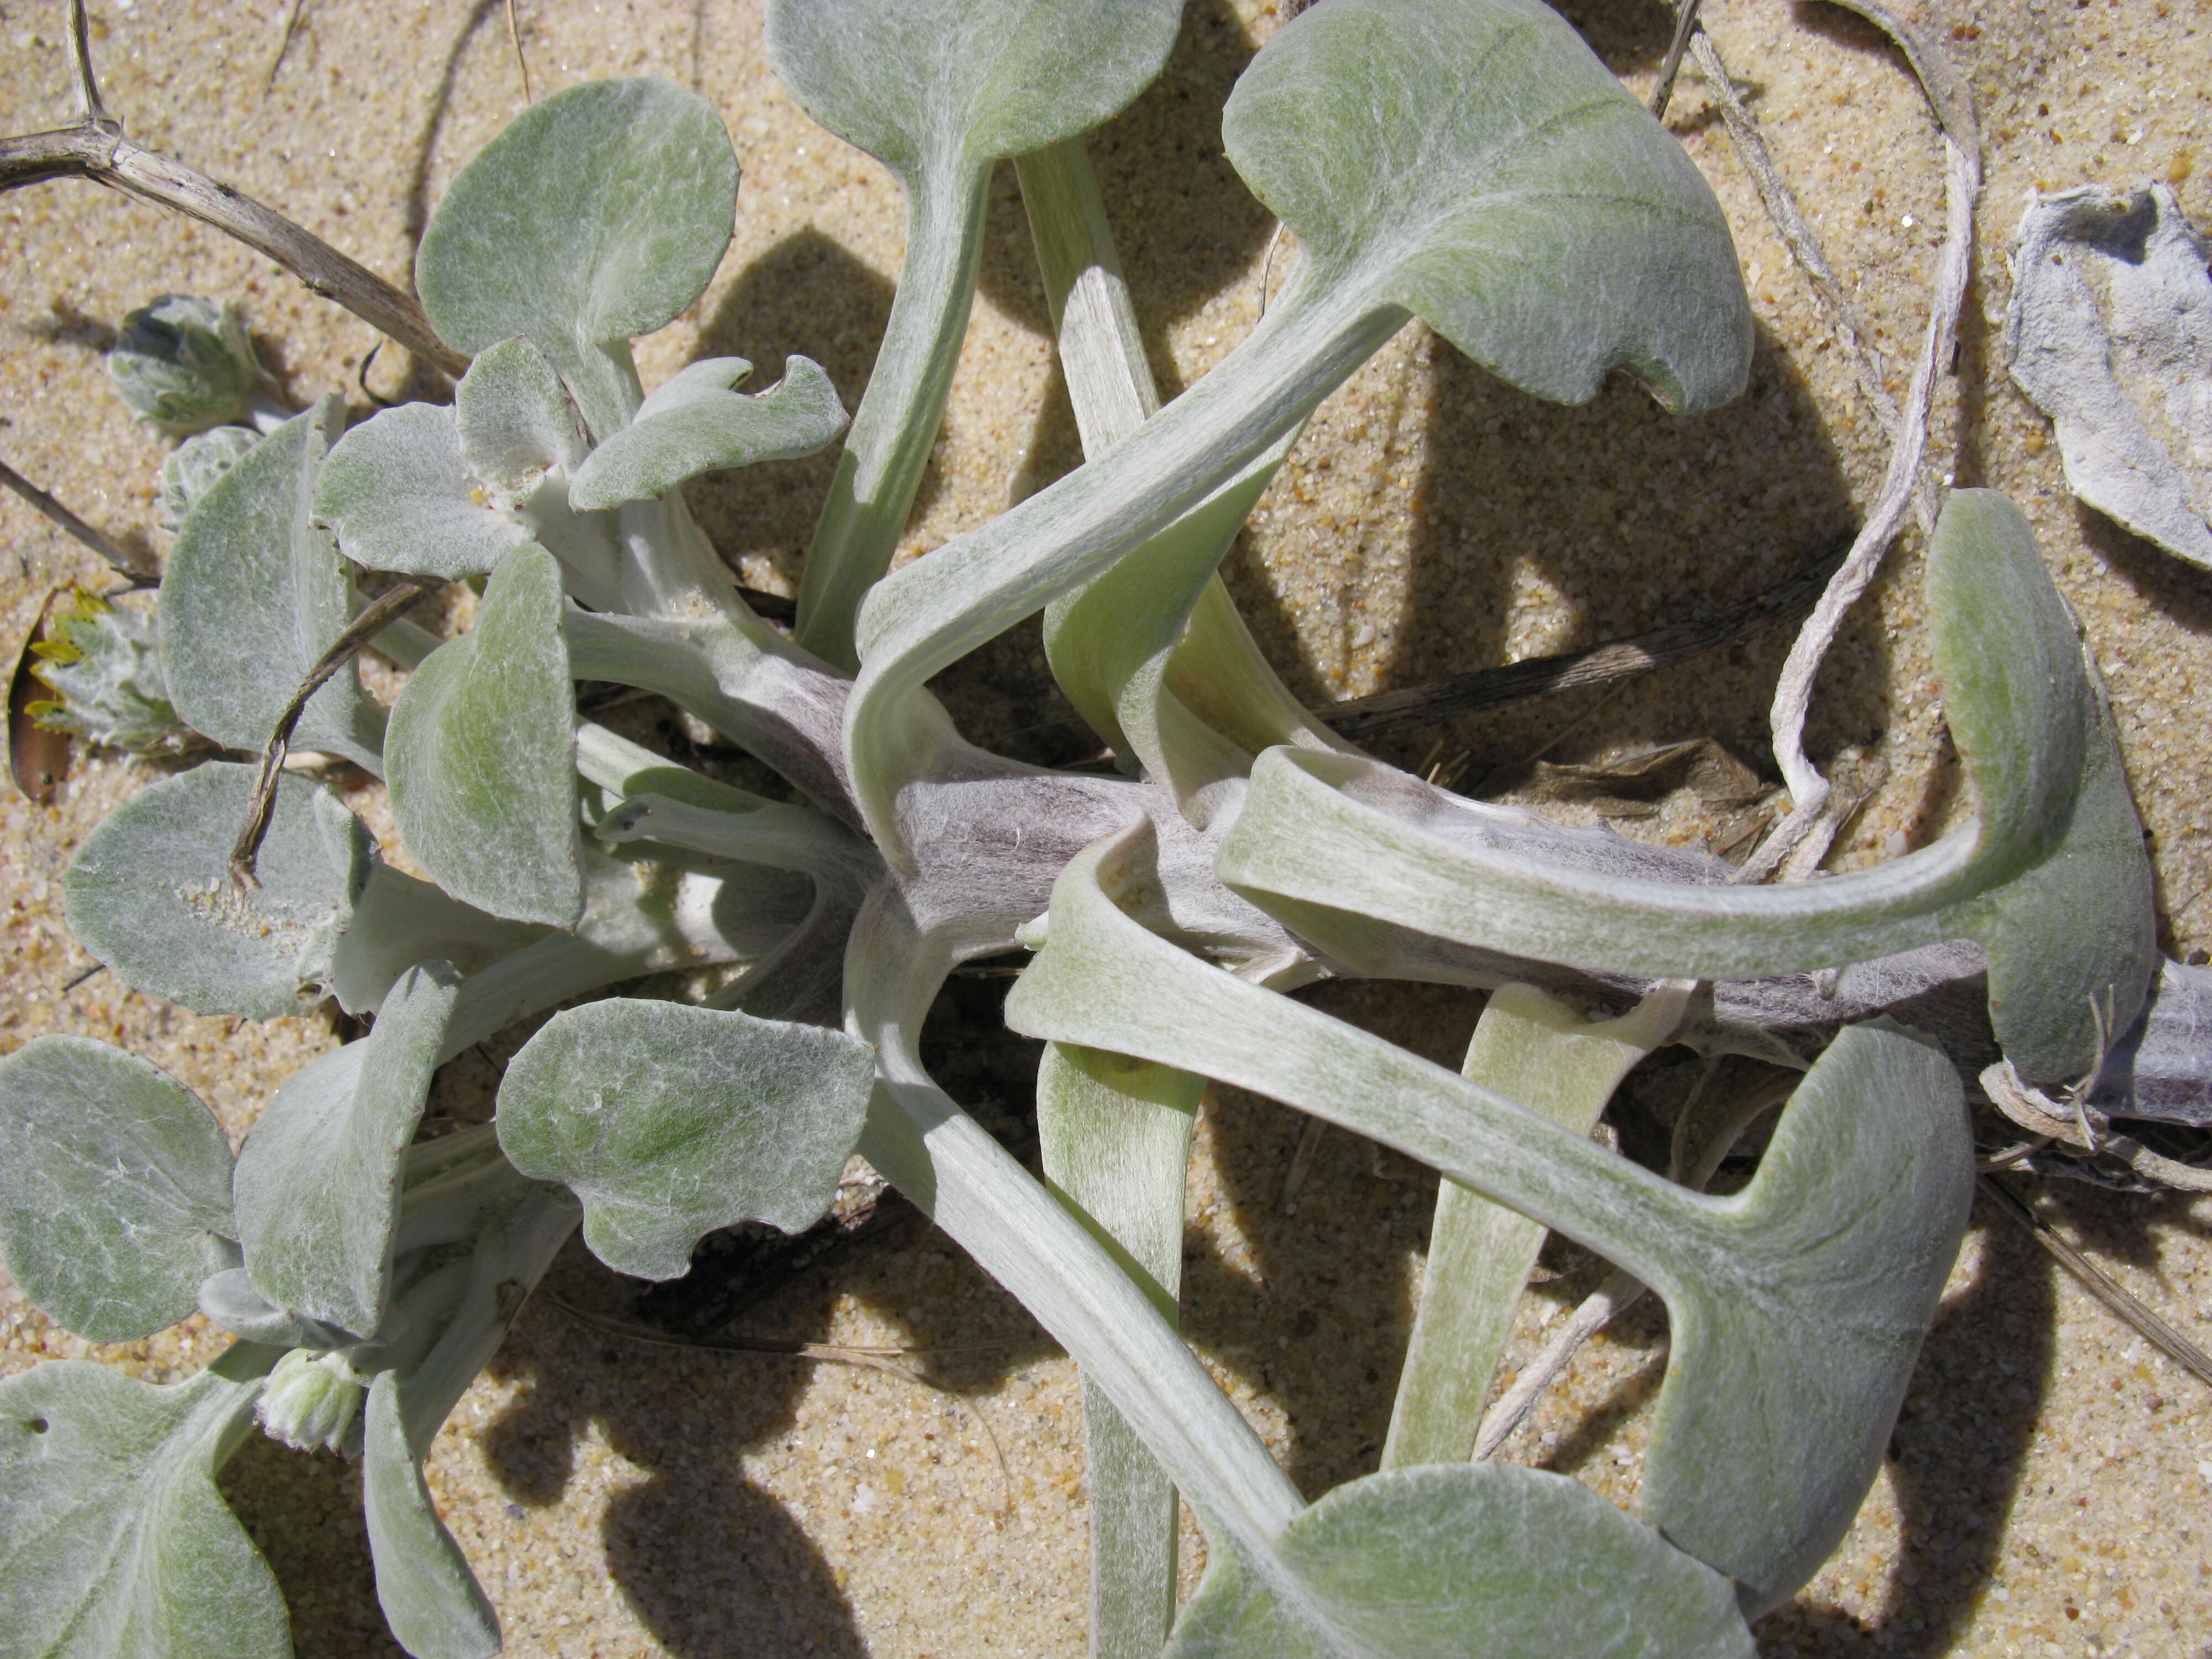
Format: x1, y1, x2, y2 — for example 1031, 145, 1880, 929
496, 998, 873, 1280
1215, 489, 2154, 1082
362, 1373, 500, 1659
766, 0, 1181, 173
0, 1349, 288, 1659
1164, 1464, 1752, 1659
842, 0, 1749, 857
232, 963, 461, 1339
161, 395, 384, 768
387, 544, 583, 928
455, 335, 582, 488
1224, 0, 1747, 411
64, 762, 374, 1020
314, 403, 532, 581
568, 356, 847, 510
0, 1037, 234, 1343
416, 79, 739, 437
1007, 828, 1972, 1613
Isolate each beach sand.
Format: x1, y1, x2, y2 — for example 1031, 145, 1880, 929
4, 1, 2212, 1653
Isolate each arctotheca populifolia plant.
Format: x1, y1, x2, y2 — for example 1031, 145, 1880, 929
0, 1, 2196, 1655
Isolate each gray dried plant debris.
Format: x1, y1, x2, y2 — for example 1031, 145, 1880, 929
2006, 182, 2212, 567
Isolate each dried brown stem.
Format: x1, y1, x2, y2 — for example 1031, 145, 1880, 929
0, 456, 156, 581
228, 580, 431, 889
1736, 9, 1982, 882
1317, 542, 1844, 742
0, 129, 467, 376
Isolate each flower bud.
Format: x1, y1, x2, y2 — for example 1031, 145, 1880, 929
255, 1348, 368, 1458
108, 295, 269, 435
25, 588, 197, 757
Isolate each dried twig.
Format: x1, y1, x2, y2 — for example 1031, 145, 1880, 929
1684, 30, 1900, 434
1982, 1060, 2212, 1194
228, 581, 431, 888
1646, 0, 1703, 123
505, 0, 535, 103
1317, 542, 1843, 742
3, 5, 466, 376
1977, 1177, 2212, 1393
0, 457, 157, 581
1737, 8, 1981, 882
65, 0, 110, 128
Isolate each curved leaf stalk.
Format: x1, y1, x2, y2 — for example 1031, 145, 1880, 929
1019, 138, 1357, 811
1007, 826, 1974, 1614
841, 886, 1308, 1569
848, 273, 1407, 864
795, 165, 992, 670
1381, 981, 1687, 1470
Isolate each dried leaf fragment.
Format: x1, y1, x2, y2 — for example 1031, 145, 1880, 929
2006, 183, 2212, 568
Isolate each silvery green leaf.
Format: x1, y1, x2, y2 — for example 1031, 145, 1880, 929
362, 1373, 500, 1659
1165, 1464, 1752, 1659
196, 1267, 349, 1351
567, 356, 847, 511
326, 865, 547, 1019
387, 543, 583, 928
65, 761, 374, 1020
0, 1347, 289, 1659
454, 335, 582, 487
768, 0, 1181, 175
107, 295, 270, 436
314, 403, 533, 581
0, 1037, 234, 1343
1639, 1022, 1972, 1614
232, 963, 463, 1339
495, 998, 874, 1280
842, 0, 1747, 857
2005, 184, 2212, 568
416, 78, 739, 438
160, 395, 386, 769
1928, 492, 2159, 1082
1214, 492, 2156, 1082
769, 0, 1182, 669
160, 425, 260, 534
1006, 827, 1973, 1613
1225, 0, 1747, 411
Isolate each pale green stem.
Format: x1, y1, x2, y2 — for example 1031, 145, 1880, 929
1036, 1042, 1200, 1659
846, 891, 1308, 1573
1016, 140, 1204, 1655
1381, 983, 1684, 1470
847, 270, 1406, 862
796, 161, 992, 670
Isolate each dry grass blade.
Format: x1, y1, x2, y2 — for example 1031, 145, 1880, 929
1319, 542, 1843, 742
1978, 1177, 2212, 1393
